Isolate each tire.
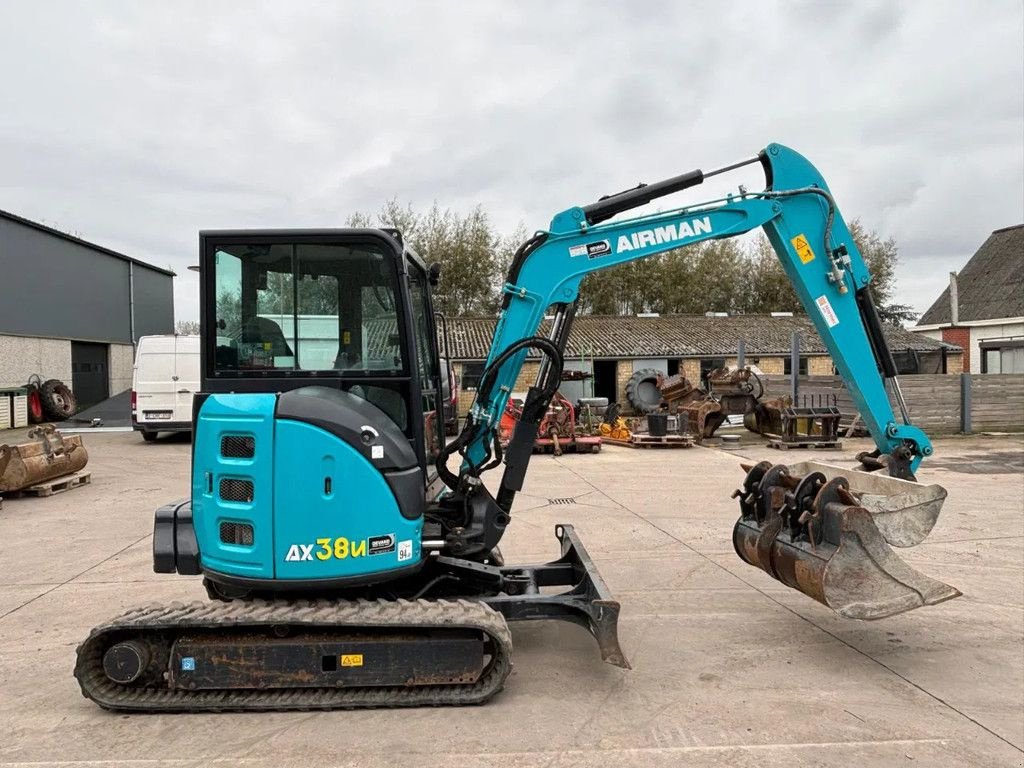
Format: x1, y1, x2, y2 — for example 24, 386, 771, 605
40, 379, 76, 421
625, 369, 663, 414
141, 431, 158, 442
26, 386, 45, 423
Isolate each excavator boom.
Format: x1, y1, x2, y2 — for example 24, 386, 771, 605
440, 142, 957, 620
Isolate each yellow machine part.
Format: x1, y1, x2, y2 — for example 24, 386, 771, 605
599, 419, 632, 441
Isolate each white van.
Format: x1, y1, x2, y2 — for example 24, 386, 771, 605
131, 335, 200, 441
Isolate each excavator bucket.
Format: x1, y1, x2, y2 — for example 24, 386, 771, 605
0, 425, 89, 494
732, 460, 960, 620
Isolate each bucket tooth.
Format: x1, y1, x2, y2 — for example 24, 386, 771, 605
732, 465, 961, 620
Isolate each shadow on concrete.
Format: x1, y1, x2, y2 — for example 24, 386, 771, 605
57, 389, 132, 430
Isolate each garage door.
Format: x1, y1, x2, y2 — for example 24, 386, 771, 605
71, 342, 109, 409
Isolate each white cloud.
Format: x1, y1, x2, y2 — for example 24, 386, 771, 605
1, 0, 1021, 322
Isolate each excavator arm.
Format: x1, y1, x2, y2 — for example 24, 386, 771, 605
433, 144, 959, 622
441, 143, 932, 509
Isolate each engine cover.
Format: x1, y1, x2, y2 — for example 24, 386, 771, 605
187, 389, 424, 587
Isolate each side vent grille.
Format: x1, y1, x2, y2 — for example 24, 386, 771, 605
220, 478, 254, 503
220, 522, 254, 546
221, 435, 255, 459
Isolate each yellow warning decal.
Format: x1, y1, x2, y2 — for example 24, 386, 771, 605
341, 654, 364, 667
791, 234, 815, 264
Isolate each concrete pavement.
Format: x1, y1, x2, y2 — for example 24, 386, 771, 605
0, 431, 1021, 767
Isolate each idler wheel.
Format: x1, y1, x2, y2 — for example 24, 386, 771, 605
102, 641, 150, 684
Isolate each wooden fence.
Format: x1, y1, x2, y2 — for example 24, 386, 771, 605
758, 373, 1024, 435
968, 374, 1024, 432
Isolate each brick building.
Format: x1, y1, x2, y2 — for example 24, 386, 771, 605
913, 224, 1024, 374
444, 313, 960, 416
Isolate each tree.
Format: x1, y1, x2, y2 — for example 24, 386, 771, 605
739, 220, 914, 324
349, 199, 503, 316
319, 201, 913, 323
846, 221, 918, 325
175, 320, 200, 335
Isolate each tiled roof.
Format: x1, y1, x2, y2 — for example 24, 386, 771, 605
918, 224, 1024, 325
444, 313, 958, 361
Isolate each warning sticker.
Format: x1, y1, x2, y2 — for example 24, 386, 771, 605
816, 295, 840, 328
792, 234, 815, 264
341, 654, 363, 667
568, 244, 587, 257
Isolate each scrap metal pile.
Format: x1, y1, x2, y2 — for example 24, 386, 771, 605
626, 365, 786, 441
500, 391, 601, 455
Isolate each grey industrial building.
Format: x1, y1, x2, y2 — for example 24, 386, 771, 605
0, 209, 175, 407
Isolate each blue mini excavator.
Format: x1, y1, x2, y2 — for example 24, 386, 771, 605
76, 144, 960, 712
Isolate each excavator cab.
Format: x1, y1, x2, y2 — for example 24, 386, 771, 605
156, 229, 448, 593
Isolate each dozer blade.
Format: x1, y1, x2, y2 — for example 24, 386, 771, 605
0, 425, 88, 493
732, 461, 960, 620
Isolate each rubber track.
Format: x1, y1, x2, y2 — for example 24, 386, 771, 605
74, 598, 512, 712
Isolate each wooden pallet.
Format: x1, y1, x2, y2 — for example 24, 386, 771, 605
532, 438, 602, 454
634, 434, 693, 449
767, 439, 842, 451
604, 434, 693, 449
600, 436, 634, 448
3, 470, 92, 498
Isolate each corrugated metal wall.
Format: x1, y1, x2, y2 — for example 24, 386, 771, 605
132, 263, 175, 338
0, 216, 173, 342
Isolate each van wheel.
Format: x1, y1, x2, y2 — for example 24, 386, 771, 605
141, 431, 158, 442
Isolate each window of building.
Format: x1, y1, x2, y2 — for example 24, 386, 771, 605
700, 357, 726, 384
461, 362, 486, 390
784, 356, 809, 375
982, 342, 1024, 374
667, 359, 680, 376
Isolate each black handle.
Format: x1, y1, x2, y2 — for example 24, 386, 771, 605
582, 168, 704, 225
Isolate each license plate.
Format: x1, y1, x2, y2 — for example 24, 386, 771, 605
144, 411, 172, 420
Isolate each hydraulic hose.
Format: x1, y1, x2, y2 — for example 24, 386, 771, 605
501, 233, 549, 310
759, 186, 837, 266
436, 335, 563, 490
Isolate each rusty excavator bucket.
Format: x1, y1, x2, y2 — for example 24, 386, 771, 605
732, 460, 960, 620
0, 425, 89, 494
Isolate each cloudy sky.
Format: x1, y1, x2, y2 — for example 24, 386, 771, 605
2, 1, 1021, 323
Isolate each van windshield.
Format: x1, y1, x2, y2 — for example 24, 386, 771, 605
211, 242, 404, 375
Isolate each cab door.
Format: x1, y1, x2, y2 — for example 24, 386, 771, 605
407, 265, 444, 476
